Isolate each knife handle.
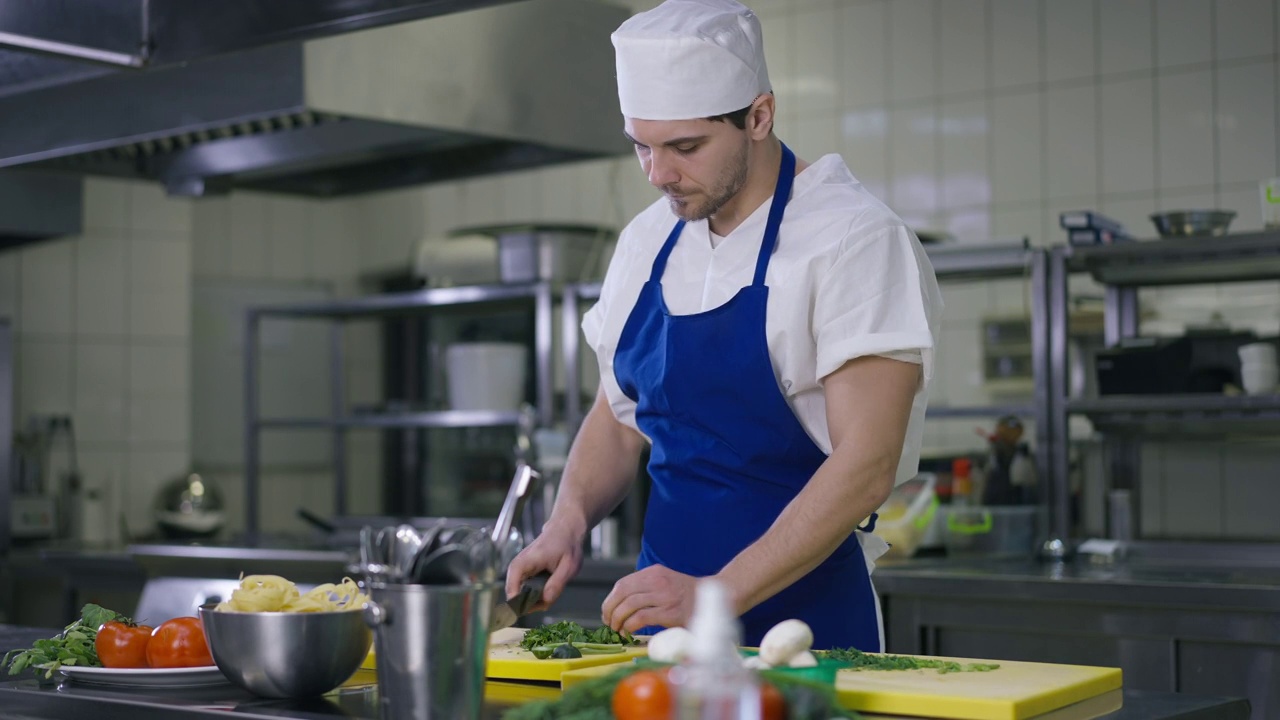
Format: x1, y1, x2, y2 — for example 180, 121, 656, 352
513, 571, 551, 615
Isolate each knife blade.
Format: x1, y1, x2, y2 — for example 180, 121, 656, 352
490, 571, 550, 632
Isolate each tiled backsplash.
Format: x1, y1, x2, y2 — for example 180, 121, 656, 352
3, 0, 1278, 541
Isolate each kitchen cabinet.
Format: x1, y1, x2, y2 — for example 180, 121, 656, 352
1048, 229, 1280, 548
875, 558, 1280, 718
242, 282, 555, 536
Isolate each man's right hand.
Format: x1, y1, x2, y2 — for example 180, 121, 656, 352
505, 521, 585, 611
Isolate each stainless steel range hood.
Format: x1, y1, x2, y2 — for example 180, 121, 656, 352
0, 0, 630, 197
0, 170, 82, 249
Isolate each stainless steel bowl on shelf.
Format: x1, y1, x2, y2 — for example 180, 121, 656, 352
198, 604, 372, 699
1149, 210, 1236, 238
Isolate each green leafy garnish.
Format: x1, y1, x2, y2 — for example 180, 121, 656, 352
2, 604, 133, 679
820, 647, 999, 674
503, 664, 637, 720
502, 662, 850, 720
519, 622, 635, 653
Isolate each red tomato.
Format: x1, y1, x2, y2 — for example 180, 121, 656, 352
760, 681, 786, 720
95, 621, 153, 669
613, 669, 673, 720
146, 617, 214, 669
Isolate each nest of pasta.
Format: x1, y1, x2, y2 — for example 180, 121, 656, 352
214, 575, 368, 613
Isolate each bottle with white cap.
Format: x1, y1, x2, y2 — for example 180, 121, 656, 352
672, 579, 762, 720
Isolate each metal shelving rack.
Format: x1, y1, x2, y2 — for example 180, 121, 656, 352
243, 281, 555, 537
1049, 229, 1280, 544
562, 242, 1066, 546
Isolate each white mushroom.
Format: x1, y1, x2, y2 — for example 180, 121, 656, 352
647, 627, 695, 663
787, 651, 818, 668
743, 655, 772, 670
759, 619, 814, 666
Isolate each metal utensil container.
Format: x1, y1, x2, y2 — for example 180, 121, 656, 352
364, 582, 497, 720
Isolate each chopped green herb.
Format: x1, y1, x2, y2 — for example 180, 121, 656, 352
520, 622, 636, 653
2, 604, 132, 679
821, 647, 999, 674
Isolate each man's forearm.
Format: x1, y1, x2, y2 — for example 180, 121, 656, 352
715, 355, 919, 616
715, 445, 895, 614
545, 390, 646, 541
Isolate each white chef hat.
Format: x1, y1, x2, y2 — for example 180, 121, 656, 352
611, 0, 772, 121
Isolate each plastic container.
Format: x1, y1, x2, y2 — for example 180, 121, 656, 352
875, 473, 939, 560
944, 505, 1039, 559
444, 342, 527, 411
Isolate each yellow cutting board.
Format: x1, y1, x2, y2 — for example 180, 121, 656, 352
487, 640, 650, 682
562, 653, 1122, 720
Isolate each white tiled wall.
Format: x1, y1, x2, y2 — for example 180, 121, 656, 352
353, 0, 1280, 538
4, 179, 195, 541
2, 179, 369, 541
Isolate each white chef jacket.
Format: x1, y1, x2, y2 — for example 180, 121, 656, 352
583, 153, 943, 487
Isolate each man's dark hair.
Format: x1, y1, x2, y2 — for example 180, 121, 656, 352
705, 105, 751, 129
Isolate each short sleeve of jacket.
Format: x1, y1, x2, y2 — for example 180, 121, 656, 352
813, 225, 938, 384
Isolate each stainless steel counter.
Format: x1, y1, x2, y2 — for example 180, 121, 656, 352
0, 671, 1252, 720
874, 555, 1280, 610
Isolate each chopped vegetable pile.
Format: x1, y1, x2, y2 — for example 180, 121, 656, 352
2, 604, 131, 679
520, 621, 637, 660
819, 647, 999, 674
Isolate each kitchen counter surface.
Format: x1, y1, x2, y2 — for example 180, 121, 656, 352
0, 669, 1252, 720
873, 555, 1280, 610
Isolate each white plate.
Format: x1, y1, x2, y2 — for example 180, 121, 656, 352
57, 664, 230, 689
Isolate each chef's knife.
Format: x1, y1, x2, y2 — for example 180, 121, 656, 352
491, 571, 550, 632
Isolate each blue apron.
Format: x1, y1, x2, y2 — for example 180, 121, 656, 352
613, 144, 881, 651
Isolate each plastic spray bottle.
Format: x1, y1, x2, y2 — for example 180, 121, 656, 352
672, 579, 762, 720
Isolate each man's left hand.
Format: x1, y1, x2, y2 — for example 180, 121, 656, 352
601, 565, 699, 634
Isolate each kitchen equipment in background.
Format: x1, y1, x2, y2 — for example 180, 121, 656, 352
1149, 210, 1236, 238
1239, 341, 1279, 395
1094, 330, 1258, 395
876, 473, 939, 560
1059, 209, 1132, 246
9, 415, 80, 541
980, 316, 1034, 397
590, 517, 620, 559
451, 223, 616, 284
977, 416, 1037, 506
412, 233, 500, 288
944, 505, 1039, 559
154, 472, 226, 539
445, 342, 528, 411
1261, 178, 1280, 230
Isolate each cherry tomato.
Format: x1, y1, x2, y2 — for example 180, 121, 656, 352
95, 621, 153, 669
760, 681, 787, 720
613, 669, 673, 720
146, 617, 214, 669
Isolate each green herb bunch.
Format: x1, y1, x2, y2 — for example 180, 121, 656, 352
2, 604, 132, 679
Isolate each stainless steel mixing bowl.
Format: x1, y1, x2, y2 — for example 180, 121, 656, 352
1150, 210, 1236, 238
198, 604, 372, 698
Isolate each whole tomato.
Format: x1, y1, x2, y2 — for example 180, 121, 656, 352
95, 621, 153, 669
760, 681, 787, 720
613, 669, 673, 720
146, 617, 214, 669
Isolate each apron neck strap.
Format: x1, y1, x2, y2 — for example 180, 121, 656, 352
650, 219, 685, 282
649, 142, 797, 286
753, 143, 796, 287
